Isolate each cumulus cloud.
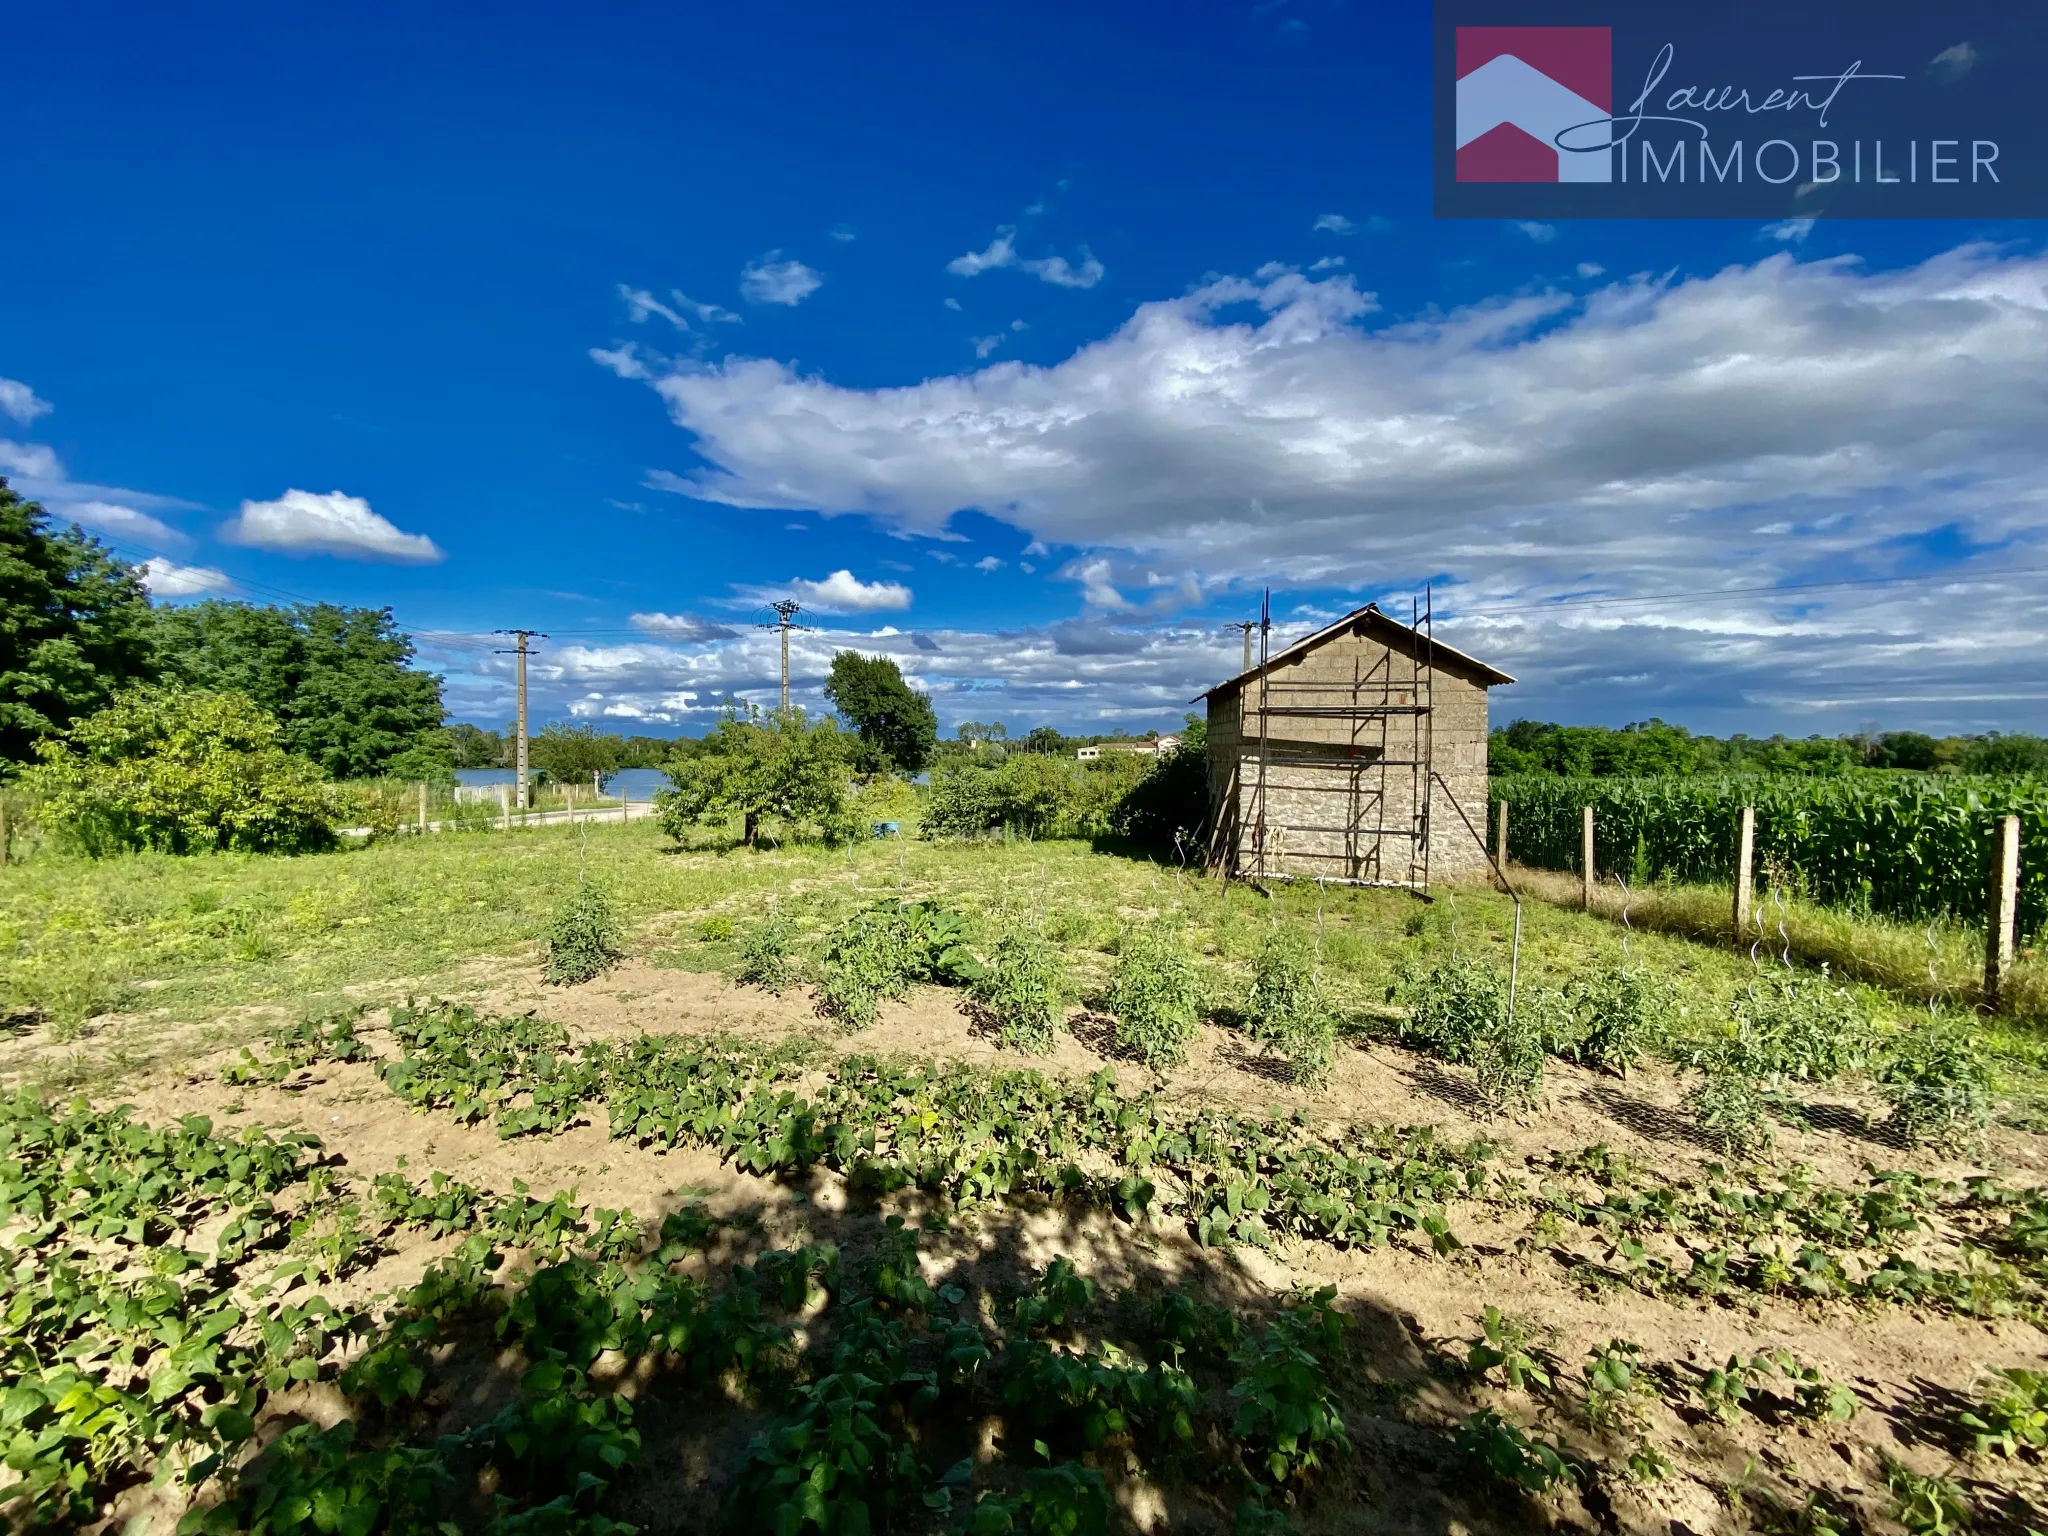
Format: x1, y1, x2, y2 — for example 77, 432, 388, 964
142, 557, 235, 597
1576, 262, 1605, 278
222, 489, 444, 563
734, 570, 912, 614
630, 611, 740, 642
740, 253, 823, 306
974, 555, 1003, 572
64, 500, 183, 545
0, 440, 62, 479
947, 227, 1104, 289
594, 245, 2048, 730
0, 378, 52, 424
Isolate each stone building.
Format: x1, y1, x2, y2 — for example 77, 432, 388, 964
1199, 603, 1513, 886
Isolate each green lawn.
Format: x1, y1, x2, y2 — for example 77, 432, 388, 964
7, 815, 2040, 1099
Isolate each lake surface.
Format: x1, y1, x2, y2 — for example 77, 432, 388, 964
453, 767, 671, 799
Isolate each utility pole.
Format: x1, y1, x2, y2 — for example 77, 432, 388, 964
758, 600, 812, 715
493, 630, 547, 809
1227, 619, 1256, 674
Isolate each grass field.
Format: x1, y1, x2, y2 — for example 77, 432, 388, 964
5, 816, 2047, 1534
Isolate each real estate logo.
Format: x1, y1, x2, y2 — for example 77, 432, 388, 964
1455, 27, 1611, 182
1433, 1, 2042, 219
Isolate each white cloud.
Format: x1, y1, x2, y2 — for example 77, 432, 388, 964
142, 557, 235, 597
1513, 220, 1558, 242
974, 555, 1004, 572
734, 569, 912, 614
222, 488, 444, 563
619, 285, 689, 330
0, 440, 62, 479
829, 224, 859, 242
590, 343, 652, 380
947, 227, 1104, 289
1310, 256, 1346, 272
600, 246, 2048, 729
739, 252, 823, 306
1929, 41, 1976, 83
65, 500, 183, 545
629, 611, 739, 642
942, 297, 963, 311
972, 334, 1004, 359
1576, 262, 1605, 278
1312, 214, 1354, 234
0, 378, 52, 424
1762, 218, 1816, 243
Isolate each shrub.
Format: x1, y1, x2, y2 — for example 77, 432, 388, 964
1244, 930, 1335, 1084
1109, 719, 1209, 852
1397, 956, 1508, 1065
820, 899, 983, 1029
1878, 1028, 1993, 1150
24, 686, 337, 855
1736, 972, 1868, 1084
973, 931, 1068, 1054
1687, 1043, 1775, 1159
735, 915, 798, 992
1475, 997, 1544, 1116
923, 755, 1082, 839
544, 883, 621, 986
1541, 964, 1664, 1076
1106, 924, 1202, 1067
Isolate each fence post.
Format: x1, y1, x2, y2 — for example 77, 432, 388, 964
418, 781, 428, 835
1495, 799, 1508, 866
0, 794, 8, 866
1580, 805, 1595, 911
1986, 814, 2021, 1011
499, 783, 511, 831
1733, 805, 1755, 948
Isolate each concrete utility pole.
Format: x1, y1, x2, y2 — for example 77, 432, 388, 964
1986, 814, 2022, 1011
493, 630, 547, 809
760, 600, 810, 714
1227, 619, 1256, 674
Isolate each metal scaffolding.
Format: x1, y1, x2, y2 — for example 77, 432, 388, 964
1228, 586, 1439, 892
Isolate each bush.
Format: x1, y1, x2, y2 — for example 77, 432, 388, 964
1111, 720, 1209, 852
1106, 924, 1202, 1067
1540, 963, 1663, 1076
735, 916, 798, 992
1245, 930, 1334, 1084
819, 899, 983, 1030
655, 707, 851, 847
1687, 1042, 1775, 1159
1736, 972, 1868, 1084
972, 931, 1067, 1054
24, 686, 338, 855
1397, 956, 1508, 1065
1878, 1028, 1992, 1150
544, 883, 621, 985
923, 755, 1082, 839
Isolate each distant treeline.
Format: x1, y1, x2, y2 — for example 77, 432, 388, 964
1491, 718, 2048, 778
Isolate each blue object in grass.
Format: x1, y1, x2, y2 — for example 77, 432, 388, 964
873, 821, 902, 838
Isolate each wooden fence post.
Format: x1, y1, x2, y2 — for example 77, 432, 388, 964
1581, 805, 1595, 911
1733, 805, 1756, 948
1986, 814, 2021, 1011
499, 783, 511, 831
1495, 799, 1508, 866
418, 782, 428, 834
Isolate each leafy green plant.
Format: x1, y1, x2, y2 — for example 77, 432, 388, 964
544, 881, 622, 985
1541, 964, 1665, 1076
1879, 1028, 1993, 1150
1465, 1306, 1554, 1391
1105, 923, 1202, 1067
735, 915, 798, 991
973, 931, 1068, 1054
179, 1420, 449, 1536
1756, 1350, 1858, 1424
1583, 1339, 1649, 1432
1227, 1287, 1349, 1485
1698, 1353, 1768, 1422
1882, 1453, 1971, 1536
971, 1461, 1111, 1536
1475, 998, 1544, 1116
697, 914, 735, 941
1244, 930, 1335, 1085
1688, 1042, 1775, 1159
820, 898, 983, 1029
1737, 973, 1868, 1084
1396, 955, 1507, 1066
1957, 1367, 2048, 1458
1455, 1409, 1576, 1494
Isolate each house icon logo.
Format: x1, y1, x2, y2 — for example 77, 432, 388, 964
1455, 26, 1612, 182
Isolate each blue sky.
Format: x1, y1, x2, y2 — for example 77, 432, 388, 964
4, 1, 2043, 738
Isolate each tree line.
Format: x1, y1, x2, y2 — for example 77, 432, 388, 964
1490, 717, 2048, 778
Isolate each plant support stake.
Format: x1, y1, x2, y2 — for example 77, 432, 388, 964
1581, 805, 1595, 911
1733, 804, 1756, 951
1985, 813, 2021, 1011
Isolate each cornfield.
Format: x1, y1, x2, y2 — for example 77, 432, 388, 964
1490, 773, 2046, 939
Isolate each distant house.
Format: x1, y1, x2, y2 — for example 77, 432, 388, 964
1076, 734, 1181, 762
1198, 603, 1512, 886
